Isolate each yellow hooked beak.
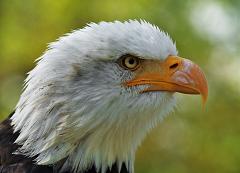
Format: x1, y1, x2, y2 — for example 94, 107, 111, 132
124, 56, 208, 105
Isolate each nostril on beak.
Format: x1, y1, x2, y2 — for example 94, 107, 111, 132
169, 63, 179, 69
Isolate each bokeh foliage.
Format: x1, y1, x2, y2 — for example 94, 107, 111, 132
0, 0, 240, 173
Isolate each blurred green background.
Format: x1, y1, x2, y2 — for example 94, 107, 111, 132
0, 0, 240, 173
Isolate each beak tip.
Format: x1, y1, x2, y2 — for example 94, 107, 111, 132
200, 84, 208, 109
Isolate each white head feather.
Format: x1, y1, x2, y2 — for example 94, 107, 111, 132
11, 20, 178, 173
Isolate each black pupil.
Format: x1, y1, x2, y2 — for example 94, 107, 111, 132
128, 58, 135, 65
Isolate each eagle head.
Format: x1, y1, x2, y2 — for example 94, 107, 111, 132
11, 20, 208, 173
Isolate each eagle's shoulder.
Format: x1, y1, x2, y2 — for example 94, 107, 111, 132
0, 112, 21, 166
0, 113, 128, 173
0, 113, 54, 173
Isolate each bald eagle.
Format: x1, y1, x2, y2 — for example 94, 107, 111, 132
0, 20, 208, 173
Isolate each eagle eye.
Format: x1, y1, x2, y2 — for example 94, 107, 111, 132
118, 54, 141, 71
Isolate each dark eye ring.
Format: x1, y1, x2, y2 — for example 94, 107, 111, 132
118, 54, 141, 70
